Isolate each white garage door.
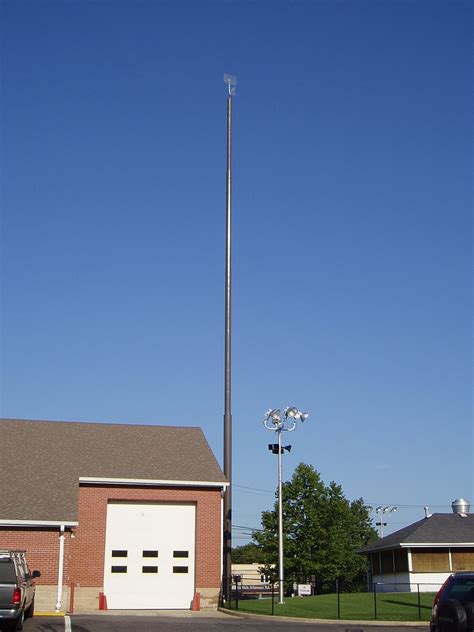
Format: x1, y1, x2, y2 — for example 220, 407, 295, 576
103, 502, 196, 609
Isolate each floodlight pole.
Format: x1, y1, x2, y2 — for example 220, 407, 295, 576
263, 407, 309, 605
277, 425, 284, 604
223, 74, 236, 604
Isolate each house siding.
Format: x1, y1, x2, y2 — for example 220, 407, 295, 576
372, 571, 451, 592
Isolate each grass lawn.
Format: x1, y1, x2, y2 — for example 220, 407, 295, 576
232, 591, 435, 621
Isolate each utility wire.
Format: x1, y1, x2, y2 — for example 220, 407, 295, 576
234, 484, 455, 508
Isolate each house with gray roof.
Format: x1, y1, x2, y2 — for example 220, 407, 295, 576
359, 506, 474, 592
0, 418, 228, 612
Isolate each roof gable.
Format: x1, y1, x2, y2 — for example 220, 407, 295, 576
0, 419, 226, 523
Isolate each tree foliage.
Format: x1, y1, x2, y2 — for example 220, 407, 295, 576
232, 542, 262, 564
252, 463, 377, 591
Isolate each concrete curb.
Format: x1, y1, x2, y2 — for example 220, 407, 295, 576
218, 607, 426, 626
35, 612, 65, 617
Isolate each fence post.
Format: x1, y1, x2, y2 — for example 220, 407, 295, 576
373, 583, 377, 620
271, 581, 275, 616
336, 579, 340, 619
417, 583, 421, 620
235, 576, 239, 610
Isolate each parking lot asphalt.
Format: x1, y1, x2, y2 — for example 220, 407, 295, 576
17, 614, 429, 632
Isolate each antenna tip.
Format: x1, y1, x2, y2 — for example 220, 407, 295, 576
223, 74, 237, 95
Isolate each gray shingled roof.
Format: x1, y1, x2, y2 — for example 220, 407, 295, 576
360, 513, 474, 553
0, 419, 226, 523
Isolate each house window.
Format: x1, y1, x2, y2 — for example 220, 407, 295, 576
371, 553, 381, 575
111, 566, 127, 573
380, 551, 394, 573
142, 566, 158, 573
143, 551, 158, 558
452, 549, 474, 571
111, 550, 128, 557
393, 549, 409, 572
173, 551, 189, 558
412, 548, 450, 572
173, 566, 188, 574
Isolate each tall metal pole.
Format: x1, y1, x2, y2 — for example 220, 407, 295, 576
263, 407, 309, 606
223, 75, 235, 604
277, 427, 284, 604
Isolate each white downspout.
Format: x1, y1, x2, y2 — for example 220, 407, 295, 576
55, 525, 65, 611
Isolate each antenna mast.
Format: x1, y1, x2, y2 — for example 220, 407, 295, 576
222, 73, 236, 604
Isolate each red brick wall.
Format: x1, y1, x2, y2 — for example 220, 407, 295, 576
0, 527, 71, 585
0, 486, 222, 592
70, 485, 222, 588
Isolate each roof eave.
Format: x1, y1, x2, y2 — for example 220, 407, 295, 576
360, 541, 474, 554
0, 519, 78, 527
79, 476, 229, 488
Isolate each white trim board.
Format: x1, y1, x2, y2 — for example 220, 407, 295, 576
0, 520, 78, 527
401, 542, 474, 548
79, 477, 228, 488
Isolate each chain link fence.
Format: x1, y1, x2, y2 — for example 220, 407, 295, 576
222, 574, 438, 621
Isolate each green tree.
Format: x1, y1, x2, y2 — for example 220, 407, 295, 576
252, 463, 377, 592
232, 542, 262, 564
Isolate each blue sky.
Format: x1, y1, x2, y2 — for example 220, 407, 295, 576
1, 0, 472, 541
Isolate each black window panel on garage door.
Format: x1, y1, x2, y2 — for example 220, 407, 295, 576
173, 566, 189, 573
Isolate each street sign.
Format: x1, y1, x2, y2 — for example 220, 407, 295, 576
297, 583, 312, 596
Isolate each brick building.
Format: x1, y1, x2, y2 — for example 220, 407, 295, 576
0, 419, 227, 612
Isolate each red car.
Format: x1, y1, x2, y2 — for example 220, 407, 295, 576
431, 573, 474, 632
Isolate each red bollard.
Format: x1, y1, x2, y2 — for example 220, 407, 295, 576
98, 592, 108, 610
68, 582, 75, 614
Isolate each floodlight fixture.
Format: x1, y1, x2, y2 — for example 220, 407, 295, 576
270, 409, 281, 422
284, 406, 310, 423
374, 505, 398, 537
